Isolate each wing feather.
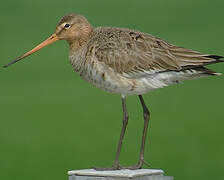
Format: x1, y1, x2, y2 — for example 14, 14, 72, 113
91, 27, 222, 78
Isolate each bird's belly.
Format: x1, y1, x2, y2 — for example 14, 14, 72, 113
77, 63, 165, 96
80, 66, 134, 94
83, 73, 167, 96
80, 68, 207, 96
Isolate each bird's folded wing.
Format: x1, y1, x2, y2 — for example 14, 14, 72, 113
93, 28, 221, 78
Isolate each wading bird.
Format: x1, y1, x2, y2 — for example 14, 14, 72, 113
3, 13, 223, 170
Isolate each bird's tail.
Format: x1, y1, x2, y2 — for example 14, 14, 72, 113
193, 66, 222, 76
180, 54, 223, 76
196, 54, 223, 76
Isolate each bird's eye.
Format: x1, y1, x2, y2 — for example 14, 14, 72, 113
64, 23, 70, 28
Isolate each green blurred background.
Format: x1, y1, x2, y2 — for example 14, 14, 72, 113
1, 0, 224, 180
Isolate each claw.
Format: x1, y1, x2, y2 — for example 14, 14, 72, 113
119, 160, 150, 170
142, 160, 151, 167
119, 163, 142, 170
94, 159, 150, 171
94, 164, 120, 171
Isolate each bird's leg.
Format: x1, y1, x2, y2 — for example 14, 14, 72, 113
137, 95, 150, 168
120, 95, 150, 170
112, 96, 129, 168
94, 96, 128, 170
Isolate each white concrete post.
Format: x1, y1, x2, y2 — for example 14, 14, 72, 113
68, 169, 173, 180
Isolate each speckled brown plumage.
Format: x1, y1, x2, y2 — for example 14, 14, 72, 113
86, 27, 222, 74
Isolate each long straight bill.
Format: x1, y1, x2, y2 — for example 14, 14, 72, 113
3, 34, 59, 68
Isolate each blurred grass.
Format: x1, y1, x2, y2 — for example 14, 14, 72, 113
0, 0, 224, 180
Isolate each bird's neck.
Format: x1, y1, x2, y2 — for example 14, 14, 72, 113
68, 26, 94, 52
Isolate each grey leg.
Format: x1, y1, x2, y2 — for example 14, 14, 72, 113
120, 95, 150, 169
137, 95, 150, 167
113, 96, 129, 168
95, 96, 128, 170
95, 95, 150, 170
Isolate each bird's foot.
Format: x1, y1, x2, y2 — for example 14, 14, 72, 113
94, 164, 120, 171
120, 159, 150, 170
94, 160, 150, 171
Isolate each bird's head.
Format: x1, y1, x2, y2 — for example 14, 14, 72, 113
55, 14, 92, 43
3, 13, 93, 68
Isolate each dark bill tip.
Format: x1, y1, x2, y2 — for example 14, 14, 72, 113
3, 58, 21, 68
3, 54, 25, 68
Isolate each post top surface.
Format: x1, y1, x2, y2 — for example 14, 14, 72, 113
68, 169, 164, 178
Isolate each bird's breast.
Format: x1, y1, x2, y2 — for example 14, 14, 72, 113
69, 51, 142, 95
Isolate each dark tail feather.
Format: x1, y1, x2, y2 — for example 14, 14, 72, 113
194, 66, 222, 76
201, 54, 223, 76
185, 55, 223, 75
205, 55, 224, 60
203, 55, 224, 65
